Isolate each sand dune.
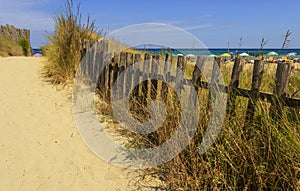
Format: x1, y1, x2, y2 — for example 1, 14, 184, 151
0, 57, 136, 190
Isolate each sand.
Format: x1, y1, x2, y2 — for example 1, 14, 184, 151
0, 57, 136, 190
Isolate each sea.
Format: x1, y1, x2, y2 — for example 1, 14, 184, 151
32, 48, 300, 58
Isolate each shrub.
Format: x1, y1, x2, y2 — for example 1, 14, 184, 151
0, 36, 24, 57
43, 0, 100, 84
18, 38, 31, 56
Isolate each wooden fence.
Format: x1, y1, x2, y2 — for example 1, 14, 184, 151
81, 40, 300, 124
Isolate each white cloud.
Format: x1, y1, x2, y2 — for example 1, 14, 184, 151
108, 23, 208, 49
184, 24, 214, 31
0, 0, 54, 31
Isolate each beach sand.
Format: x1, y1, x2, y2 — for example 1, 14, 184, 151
0, 57, 136, 190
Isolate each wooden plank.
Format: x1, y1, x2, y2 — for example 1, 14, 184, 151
163, 53, 172, 75
142, 53, 151, 105
150, 55, 160, 100
175, 55, 185, 93
112, 52, 120, 98
245, 60, 264, 122
190, 56, 206, 105
270, 62, 292, 119
210, 57, 221, 97
192, 56, 206, 87
125, 52, 133, 97
274, 62, 292, 97
133, 53, 142, 97
207, 57, 221, 112
96, 40, 108, 96
104, 52, 112, 98
227, 57, 243, 116
118, 52, 126, 97
107, 56, 114, 98
162, 53, 172, 101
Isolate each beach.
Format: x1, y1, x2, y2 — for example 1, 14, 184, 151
0, 57, 135, 190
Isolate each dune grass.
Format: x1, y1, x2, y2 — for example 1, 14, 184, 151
95, 56, 300, 190
0, 36, 24, 57
42, 0, 100, 85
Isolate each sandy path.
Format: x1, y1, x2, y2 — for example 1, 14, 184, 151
0, 57, 135, 191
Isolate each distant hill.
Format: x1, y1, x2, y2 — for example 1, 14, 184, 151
0, 24, 32, 57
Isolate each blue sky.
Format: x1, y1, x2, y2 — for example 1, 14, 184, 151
0, 0, 299, 48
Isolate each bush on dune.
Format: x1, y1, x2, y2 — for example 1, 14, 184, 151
0, 36, 24, 57
43, 0, 100, 85
18, 38, 32, 56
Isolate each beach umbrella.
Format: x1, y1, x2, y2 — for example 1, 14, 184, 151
239, 52, 249, 57
186, 54, 196, 61
287, 52, 297, 57
186, 54, 195, 58
266, 51, 278, 56
33, 53, 42, 57
208, 54, 217, 57
221, 53, 231, 57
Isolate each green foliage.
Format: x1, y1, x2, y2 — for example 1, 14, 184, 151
43, 0, 100, 84
18, 38, 31, 56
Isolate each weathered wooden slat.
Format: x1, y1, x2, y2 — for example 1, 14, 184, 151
227, 57, 243, 116
210, 57, 221, 98
150, 55, 160, 100
96, 40, 108, 97
103, 52, 112, 98
175, 55, 185, 94
133, 53, 142, 97
112, 52, 120, 98
162, 53, 172, 101
245, 60, 264, 123
163, 53, 172, 75
118, 52, 126, 97
190, 56, 206, 105
270, 62, 292, 119
142, 53, 151, 105
125, 52, 134, 97
192, 56, 205, 87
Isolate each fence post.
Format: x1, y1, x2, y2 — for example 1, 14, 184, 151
111, 52, 120, 95
190, 56, 206, 105
176, 55, 186, 93
270, 62, 292, 120
245, 60, 264, 124
227, 57, 243, 116
150, 54, 160, 100
161, 53, 172, 100
118, 52, 126, 97
142, 53, 151, 105
192, 56, 206, 87
125, 52, 134, 97
96, 40, 108, 97
133, 53, 142, 97
207, 57, 221, 111
104, 52, 112, 98
107, 54, 114, 99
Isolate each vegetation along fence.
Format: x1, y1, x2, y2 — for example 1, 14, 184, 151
81, 39, 300, 125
